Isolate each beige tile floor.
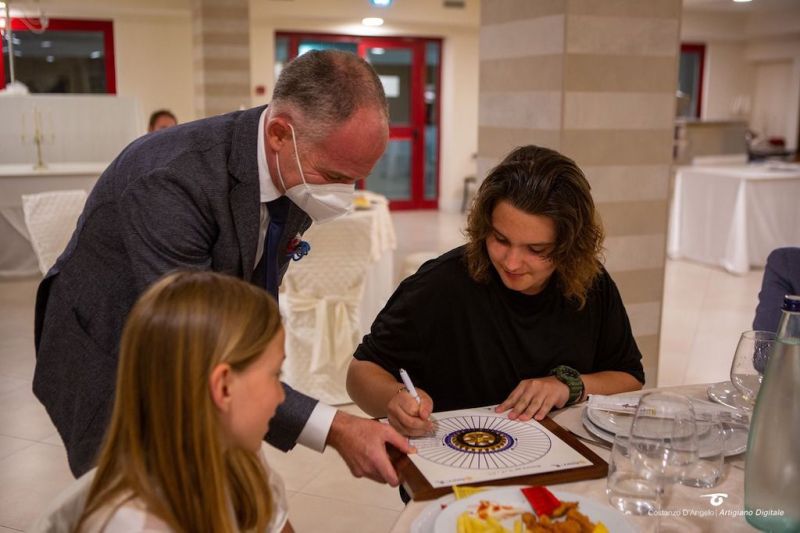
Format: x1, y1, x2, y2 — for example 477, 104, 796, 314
0, 210, 763, 532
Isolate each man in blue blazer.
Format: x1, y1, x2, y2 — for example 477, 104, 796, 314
33, 50, 411, 480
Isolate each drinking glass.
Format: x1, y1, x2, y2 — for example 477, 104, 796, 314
680, 413, 726, 488
629, 392, 699, 493
730, 330, 776, 409
607, 434, 661, 515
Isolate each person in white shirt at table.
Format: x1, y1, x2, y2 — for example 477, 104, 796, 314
70, 271, 293, 532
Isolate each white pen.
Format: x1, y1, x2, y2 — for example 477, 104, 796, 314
399, 368, 437, 425
399, 368, 421, 404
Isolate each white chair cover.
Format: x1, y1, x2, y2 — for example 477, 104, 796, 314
21, 189, 87, 274
281, 215, 374, 405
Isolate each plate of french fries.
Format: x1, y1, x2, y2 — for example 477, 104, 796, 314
433, 486, 636, 533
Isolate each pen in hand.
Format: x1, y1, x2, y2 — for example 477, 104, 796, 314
399, 368, 436, 425
399, 368, 421, 404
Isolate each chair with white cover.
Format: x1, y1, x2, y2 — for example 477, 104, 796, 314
280, 215, 374, 405
21, 190, 87, 275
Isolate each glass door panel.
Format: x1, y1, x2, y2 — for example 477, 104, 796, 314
361, 39, 425, 208
367, 47, 412, 125
424, 41, 441, 202
368, 138, 412, 200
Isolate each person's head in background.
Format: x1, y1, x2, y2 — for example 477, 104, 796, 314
77, 271, 285, 532
148, 109, 178, 132
465, 145, 605, 309
265, 50, 389, 221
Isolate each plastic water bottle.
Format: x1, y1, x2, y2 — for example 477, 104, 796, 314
745, 295, 800, 532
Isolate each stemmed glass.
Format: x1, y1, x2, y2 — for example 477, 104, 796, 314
629, 392, 699, 528
730, 330, 776, 409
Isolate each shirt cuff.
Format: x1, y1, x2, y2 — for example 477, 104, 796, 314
296, 401, 337, 452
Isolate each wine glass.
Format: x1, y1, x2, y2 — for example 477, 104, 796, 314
730, 330, 776, 409
629, 392, 699, 519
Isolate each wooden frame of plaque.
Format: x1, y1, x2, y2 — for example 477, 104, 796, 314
389, 416, 608, 501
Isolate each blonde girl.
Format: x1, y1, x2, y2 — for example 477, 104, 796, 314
74, 271, 291, 532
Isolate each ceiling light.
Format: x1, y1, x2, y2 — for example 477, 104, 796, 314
370, 0, 392, 6
361, 17, 384, 26
732, 0, 752, 2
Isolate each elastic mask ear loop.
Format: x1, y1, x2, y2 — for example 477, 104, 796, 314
287, 124, 308, 189
275, 150, 288, 192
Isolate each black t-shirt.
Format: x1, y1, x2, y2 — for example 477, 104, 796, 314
354, 246, 645, 412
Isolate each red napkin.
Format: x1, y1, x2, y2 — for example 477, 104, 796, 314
521, 486, 561, 517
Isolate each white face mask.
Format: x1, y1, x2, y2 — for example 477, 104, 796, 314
275, 124, 355, 224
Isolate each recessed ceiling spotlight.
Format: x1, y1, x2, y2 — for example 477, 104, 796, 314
370, 0, 392, 6
362, 17, 384, 26
733, 0, 752, 3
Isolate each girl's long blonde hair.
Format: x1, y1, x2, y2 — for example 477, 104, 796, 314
76, 271, 282, 532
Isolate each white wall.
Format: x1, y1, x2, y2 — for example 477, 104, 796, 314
13, 0, 479, 209
751, 61, 796, 146
114, 15, 194, 126
682, 6, 800, 150
29, 0, 196, 130
702, 42, 754, 121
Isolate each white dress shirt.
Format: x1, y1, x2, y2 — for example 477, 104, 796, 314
256, 109, 337, 452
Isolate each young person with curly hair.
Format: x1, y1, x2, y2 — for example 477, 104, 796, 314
347, 145, 644, 437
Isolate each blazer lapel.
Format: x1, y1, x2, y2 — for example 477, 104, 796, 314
228, 106, 267, 281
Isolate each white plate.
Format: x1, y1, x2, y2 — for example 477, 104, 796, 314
586, 405, 634, 436
586, 398, 744, 436
433, 486, 637, 533
582, 408, 616, 443
583, 407, 748, 457
410, 493, 455, 533
707, 381, 752, 411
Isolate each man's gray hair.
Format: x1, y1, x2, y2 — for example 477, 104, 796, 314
271, 49, 388, 142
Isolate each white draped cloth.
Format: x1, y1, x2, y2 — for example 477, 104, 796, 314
22, 190, 88, 274
668, 163, 800, 274
281, 214, 376, 405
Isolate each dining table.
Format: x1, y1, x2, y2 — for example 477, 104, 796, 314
390, 383, 754, 533
667, 162, 800, 275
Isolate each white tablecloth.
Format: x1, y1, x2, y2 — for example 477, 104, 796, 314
0, 163, 105, 277
667, 163, 800, 274
350, 202, 396, 336
391, 384, 752, 533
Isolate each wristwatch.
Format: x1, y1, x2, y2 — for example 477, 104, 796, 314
550, 365, 585, 406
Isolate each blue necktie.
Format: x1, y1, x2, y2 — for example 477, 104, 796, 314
254, 196, 290, 301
